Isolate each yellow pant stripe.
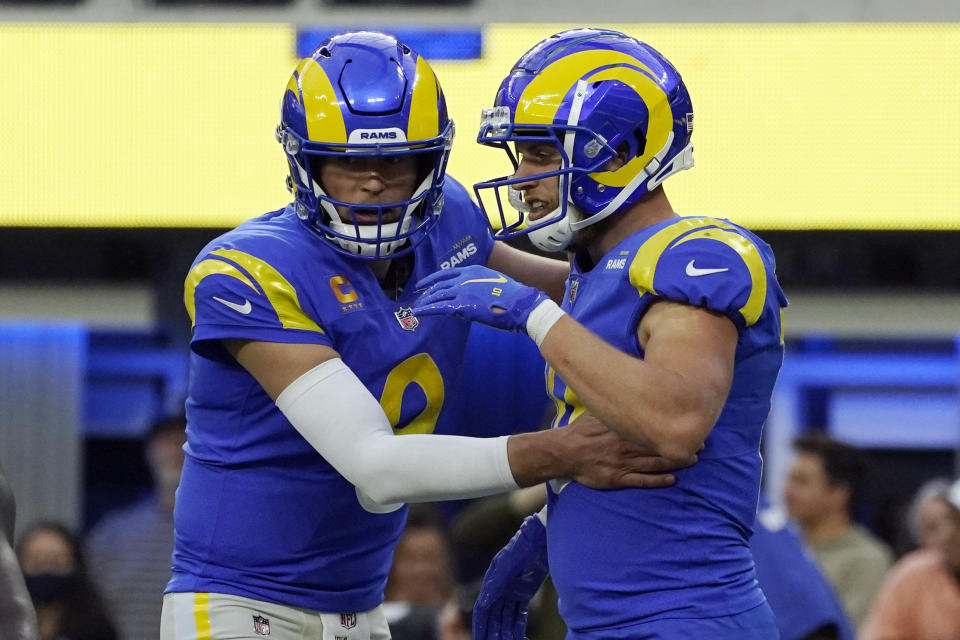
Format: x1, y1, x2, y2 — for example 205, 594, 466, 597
193, 592, 212, 640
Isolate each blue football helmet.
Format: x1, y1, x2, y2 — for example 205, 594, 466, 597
278, 31, 454, 258
475, 28, 694, 252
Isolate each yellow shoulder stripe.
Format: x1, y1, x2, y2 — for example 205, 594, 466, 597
183, 249, 325, 333
183, 258, 258, 327
211, 249, 324, 333
629, 218, 728, 295
628, 218, 768, 326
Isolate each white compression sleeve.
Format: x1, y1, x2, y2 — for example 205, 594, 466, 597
275, 358, 519, 508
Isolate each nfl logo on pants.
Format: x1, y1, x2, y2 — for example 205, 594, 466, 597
340, 613, 357, 629
252, 614, 271, 636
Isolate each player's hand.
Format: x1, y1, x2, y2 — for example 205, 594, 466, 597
563, 413, 698, 489
473, 514, 549, 640
412, 265, 550, 334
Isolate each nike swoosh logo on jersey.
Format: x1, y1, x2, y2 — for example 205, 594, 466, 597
685, 260, 729, 277
460, 275, 508, 286
213, 296, 252, 314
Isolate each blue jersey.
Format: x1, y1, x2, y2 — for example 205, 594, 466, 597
545, 216, 787, 633
166, 179, 493, 612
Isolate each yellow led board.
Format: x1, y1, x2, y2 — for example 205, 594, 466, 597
0, 24, 294, 227
1, 23, 958, 229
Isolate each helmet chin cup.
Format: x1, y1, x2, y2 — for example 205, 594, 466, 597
327, 215, 415, 257
506, 174, 575, 252
527, 203, 582, 253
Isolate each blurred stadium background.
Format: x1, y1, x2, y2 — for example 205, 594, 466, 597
0, 0, 958, 552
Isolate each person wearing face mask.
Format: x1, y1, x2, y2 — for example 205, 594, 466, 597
86, 415, 187, 640
16, 521, 117, 640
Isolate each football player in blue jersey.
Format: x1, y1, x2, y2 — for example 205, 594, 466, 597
413, 28, 789, 639
160, 31, 694, 640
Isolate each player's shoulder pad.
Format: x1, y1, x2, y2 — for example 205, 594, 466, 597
627, 217, 779, 328
183, 225, 325, 335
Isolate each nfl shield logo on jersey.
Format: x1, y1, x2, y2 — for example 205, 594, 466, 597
340, 613, 357, 629
394, 307, 419, 331
252, 614, 271, 636
568, 279, 580, 305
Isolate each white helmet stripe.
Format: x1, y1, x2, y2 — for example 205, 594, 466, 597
561, 79, 590, 205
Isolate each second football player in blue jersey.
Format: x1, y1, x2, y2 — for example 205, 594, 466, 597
161, 31, 694, 640
414, 28, 789, 639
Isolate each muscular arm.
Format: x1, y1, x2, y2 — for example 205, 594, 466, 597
225, 340, 673, 505
487, 241, 568, 304
538, 300, 737, 460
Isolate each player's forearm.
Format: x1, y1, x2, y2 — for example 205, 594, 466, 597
538, 316, 714, 459
357, 433, 519, 504
276, 358, 520, 507
504, 429, 578, 487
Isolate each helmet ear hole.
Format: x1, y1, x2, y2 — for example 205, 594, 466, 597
607, 141, 632, 172
633, 129, 647, 157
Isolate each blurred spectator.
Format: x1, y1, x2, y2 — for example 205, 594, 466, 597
860, 477, 960, 639
438, 580, 480, 640
448, 485, 566, 640
905, 476, 954, 550
450, 484, 546, 582
17, 521, 117, 640
85, 415, 186, 640
0, 463, 38, 640
751, 499, 854, 640
784, 431, 893, 628
382, 504, 454, 640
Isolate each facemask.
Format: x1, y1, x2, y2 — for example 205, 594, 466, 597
24, 571, 75, 604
